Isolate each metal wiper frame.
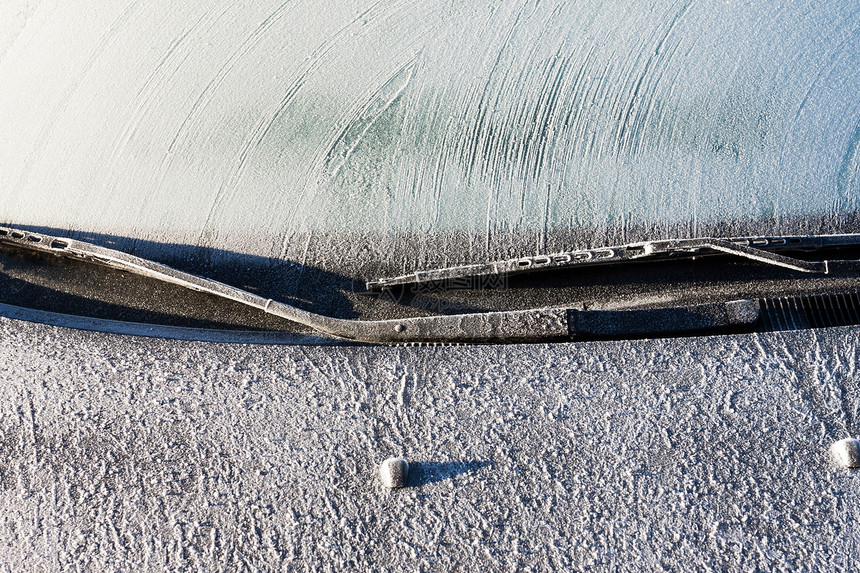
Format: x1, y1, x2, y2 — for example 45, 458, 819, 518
0, 225, 767, 343
366, 235, 860, 290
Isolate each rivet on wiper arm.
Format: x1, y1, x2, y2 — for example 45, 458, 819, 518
641, 242, 658, 255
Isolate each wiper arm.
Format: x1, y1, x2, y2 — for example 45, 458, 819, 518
366, 234, 860, 290
0, 225, 760, 343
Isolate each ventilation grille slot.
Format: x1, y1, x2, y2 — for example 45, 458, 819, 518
758, 292, 860, 332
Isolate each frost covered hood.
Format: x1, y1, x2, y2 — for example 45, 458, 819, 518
0, 317, 858, 569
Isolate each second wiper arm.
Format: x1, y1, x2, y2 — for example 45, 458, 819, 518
366, 235, 860, 290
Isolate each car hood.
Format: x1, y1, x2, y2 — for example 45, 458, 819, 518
0, 315, 856, 570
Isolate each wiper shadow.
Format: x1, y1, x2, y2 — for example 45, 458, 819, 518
408, 460, 492, 487
8, 224, 500, 318
0, 269, 267, 331
8, 225, 365, 320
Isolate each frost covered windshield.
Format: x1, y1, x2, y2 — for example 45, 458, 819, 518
1, 1, 858, 281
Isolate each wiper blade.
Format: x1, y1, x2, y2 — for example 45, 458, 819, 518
367, 234, 860, 290
0, 225, 760, 343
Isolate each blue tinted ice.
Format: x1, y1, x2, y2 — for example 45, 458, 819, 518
0, 1, 858, 265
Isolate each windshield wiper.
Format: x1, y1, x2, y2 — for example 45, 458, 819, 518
0, 225, 761, 343
366, 235, 860, 290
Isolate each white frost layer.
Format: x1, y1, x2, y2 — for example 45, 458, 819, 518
0, 315, 857, 570
0, 1, 857, 256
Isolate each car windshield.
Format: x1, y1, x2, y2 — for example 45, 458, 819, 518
1, 2, 859, 339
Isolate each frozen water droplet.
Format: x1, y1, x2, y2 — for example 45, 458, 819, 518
380, 457, 409, 488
